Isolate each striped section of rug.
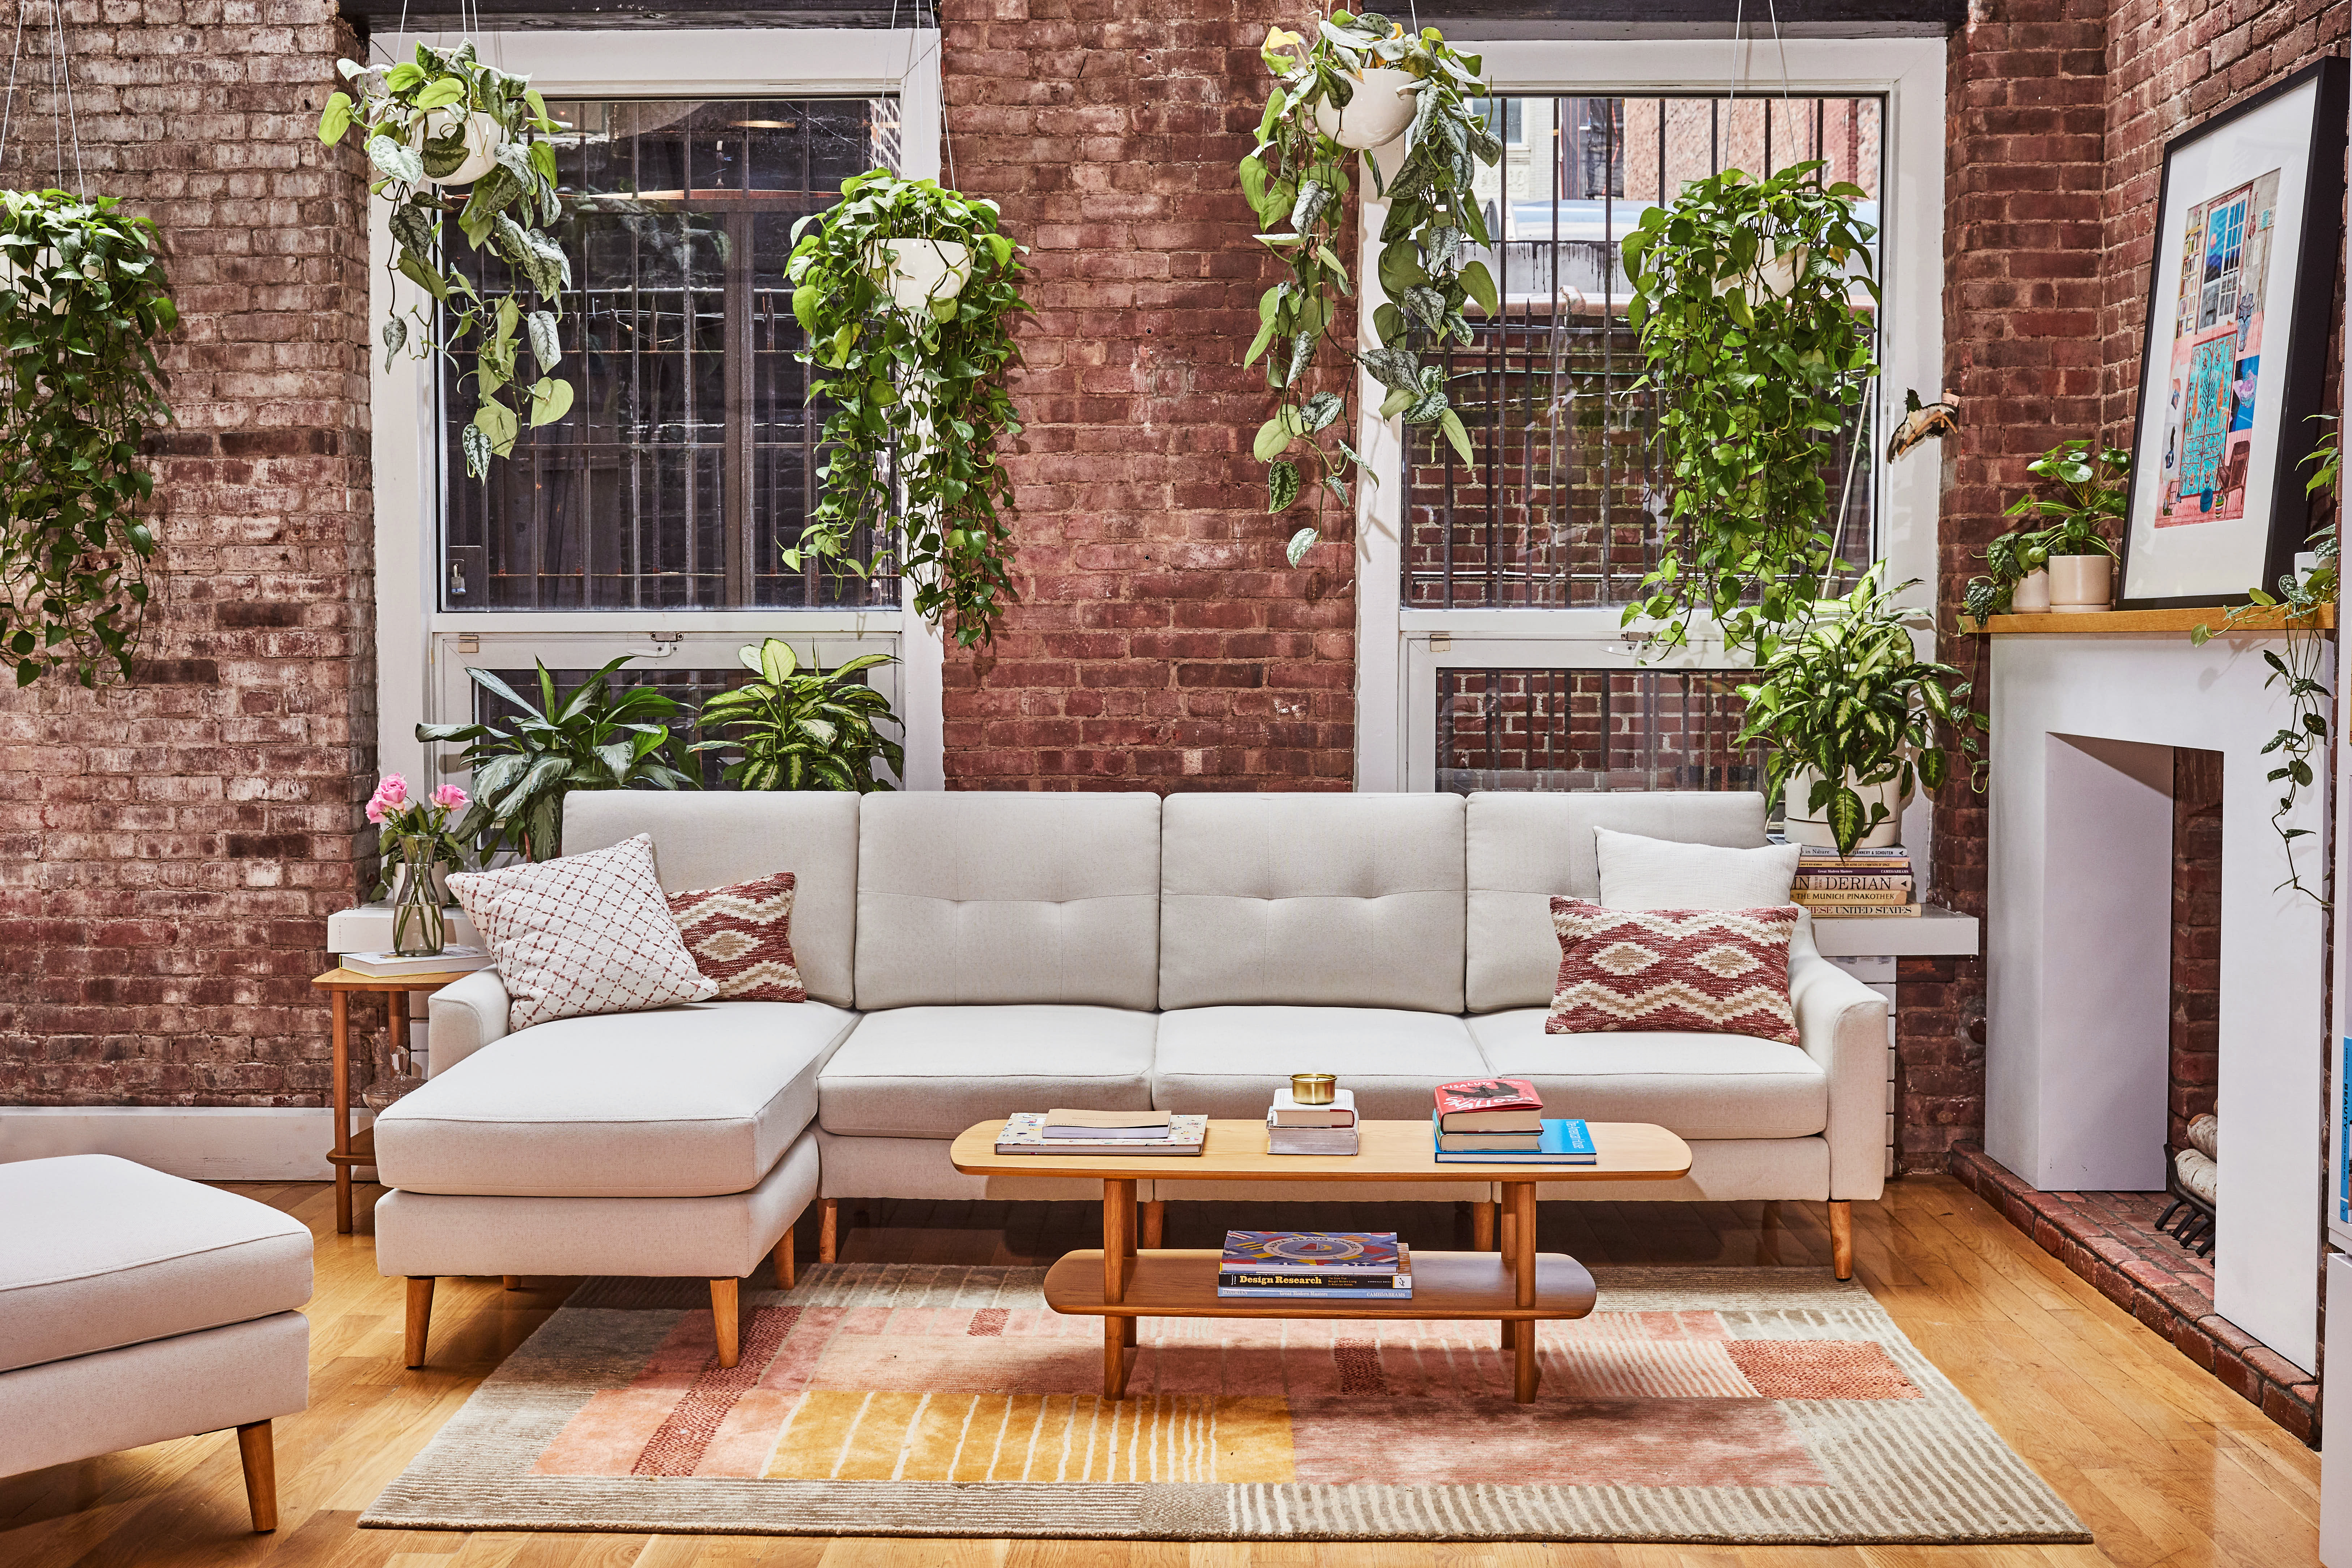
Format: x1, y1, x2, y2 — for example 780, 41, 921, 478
361, 1264, 2089, 1543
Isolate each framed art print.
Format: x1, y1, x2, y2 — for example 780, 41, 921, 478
2118, 57, 2347, 609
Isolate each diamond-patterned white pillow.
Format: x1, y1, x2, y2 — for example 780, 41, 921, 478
450, 833, 717, 1030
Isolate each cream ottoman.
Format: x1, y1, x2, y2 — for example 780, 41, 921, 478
0, 1155, 312, 1532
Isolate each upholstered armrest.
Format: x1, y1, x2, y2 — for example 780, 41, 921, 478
1788, 922, 1889, 1202
426, 969, 512, 1077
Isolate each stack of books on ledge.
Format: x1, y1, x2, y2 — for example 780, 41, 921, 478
993, 1110, 1208, 1156
1267, 1085, 1358, 1155
1430, 1077, 1598, 1164
1791, 845, 1919, 918
1218, 1230, 1411, 1299
340, 946, 494, 978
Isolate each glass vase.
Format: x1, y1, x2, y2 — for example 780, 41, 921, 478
391, 839, 447, 957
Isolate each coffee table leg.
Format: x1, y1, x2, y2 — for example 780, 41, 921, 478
1102, 1177, 1135, 1398
1507, 1180, 1539, 1402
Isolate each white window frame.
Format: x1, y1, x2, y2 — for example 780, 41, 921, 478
372, 27, 947, 792
1354, 37, 1947, 861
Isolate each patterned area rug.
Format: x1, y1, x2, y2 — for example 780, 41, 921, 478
361, 1264, 2091, 1543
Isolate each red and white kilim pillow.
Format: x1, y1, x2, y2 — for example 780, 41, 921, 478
667, 871, 806, 1002
1546, 896, 1801, 1045
450, 833, 717, 1031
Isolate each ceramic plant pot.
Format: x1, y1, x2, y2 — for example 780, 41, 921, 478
1782, 768, 1909, 851
866, 238, 973, 312
2047, 554, 2112, 613
412, 109, 504, 186
1312, 67, 1423, 150
2010, 568, 2052, 613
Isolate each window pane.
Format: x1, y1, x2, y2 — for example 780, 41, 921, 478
1436, 668, 1768, 794
439, 97, 902, 612
1410, 93, 1883, 611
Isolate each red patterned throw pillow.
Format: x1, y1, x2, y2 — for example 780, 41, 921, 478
668, 872, 806, 1002
1547, 896, 1800, 1045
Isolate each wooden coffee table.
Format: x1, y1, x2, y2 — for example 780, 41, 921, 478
949, 1117, 1692, 1403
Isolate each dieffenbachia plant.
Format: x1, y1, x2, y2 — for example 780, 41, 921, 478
1242, 12, 1501, 566
0, 190, 176, 687
319, 43, 573, 477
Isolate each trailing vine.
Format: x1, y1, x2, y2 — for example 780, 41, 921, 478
1619, 161, 1880, 655
320, 43, 573, 478
0, 191, 176, 687
785, 172, 1027, 647
1243, 11, 1500, 566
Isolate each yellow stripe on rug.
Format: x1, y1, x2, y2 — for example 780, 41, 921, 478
762, 1392, 1295, 1483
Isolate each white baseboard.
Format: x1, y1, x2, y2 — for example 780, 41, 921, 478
0, 1106, 373, 1181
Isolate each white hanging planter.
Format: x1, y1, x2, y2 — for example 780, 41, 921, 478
866, 238, 973, 312
1714, 244, 1811, 306
1782, 767, 1910, 850
1313, 67, 1423, 151
2046, 553, 2112, 613
2010, 567, 2052, 613
411, 109, 505, 187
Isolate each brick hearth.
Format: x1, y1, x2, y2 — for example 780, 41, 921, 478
1950, 1145, 2316, 1445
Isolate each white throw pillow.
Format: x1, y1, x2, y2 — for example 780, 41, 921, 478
450, 832, 717, 1030
1593, 825, 1800, 910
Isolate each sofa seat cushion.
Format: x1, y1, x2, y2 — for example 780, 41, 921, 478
0, 1154, 313, 1374
375, 1000, 857, 1198
818, 1005, 1157, 1140
1152, 1006, 1489, 1121
1468, 1008, 1826, 1139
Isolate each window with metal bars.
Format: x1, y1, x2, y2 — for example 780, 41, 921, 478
1405, 92, 1884, 612
1436, 667, 1768, 794
439, 97, 902, 613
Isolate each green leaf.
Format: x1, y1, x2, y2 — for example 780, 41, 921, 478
1267, 459, 1300, 513
1286, 526, 1320, 568
473, 398, 520, 457
1438, 407, 1472, 464
527, 376, 574, 426
1459, 258, 1498, 316
1253, 416, 1293, 463
319, 92, 354, 145
365, 133, 425, 185
413, 77, 468, 111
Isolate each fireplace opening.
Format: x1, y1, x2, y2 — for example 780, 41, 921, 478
2160, 746, 2222, 1256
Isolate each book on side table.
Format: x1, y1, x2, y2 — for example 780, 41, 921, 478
1267, 1086, 1359, 1154
1432, 1114, 1598, 1164
994, 1111, 1208, 1156
338, 946, 493, 978
1218, 1229, 1411, 1298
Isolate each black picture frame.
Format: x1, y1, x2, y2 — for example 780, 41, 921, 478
2116, 56, 2347, 610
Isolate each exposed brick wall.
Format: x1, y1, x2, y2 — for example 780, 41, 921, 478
2170, 746, 2223, 1149
0, 1, 376, 1106
936, 0, 1354, 790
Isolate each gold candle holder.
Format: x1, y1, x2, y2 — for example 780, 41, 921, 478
1290, 1072, 1337, 1105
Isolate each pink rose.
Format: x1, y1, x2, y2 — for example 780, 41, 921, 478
365, 798, 386, 825
431, 784, 469, 810
372, 774, 408, 809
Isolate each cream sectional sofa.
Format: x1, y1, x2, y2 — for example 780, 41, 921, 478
376, 788, 1887, 1368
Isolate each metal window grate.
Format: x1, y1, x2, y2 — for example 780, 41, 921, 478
1407, 93, 1884, 611
1436, 667, 1768, 794
440, 97, 903, 612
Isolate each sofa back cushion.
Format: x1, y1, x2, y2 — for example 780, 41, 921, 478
564, 792, 860, 1008
855, 792, 1162, 1008
1465, 791, 1768, 1013
1159, 793, 1466, 1012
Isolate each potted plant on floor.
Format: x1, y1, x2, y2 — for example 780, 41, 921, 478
689, 639, 905, 791
1735, 567, 1982, 853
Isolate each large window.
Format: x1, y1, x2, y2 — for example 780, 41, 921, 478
438, 96, 902, 613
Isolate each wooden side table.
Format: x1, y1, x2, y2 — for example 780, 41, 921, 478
312, 966, 480, 1234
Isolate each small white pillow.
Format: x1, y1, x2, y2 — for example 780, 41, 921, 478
450, 832, 717, 1031
1593, 825, 1800, 911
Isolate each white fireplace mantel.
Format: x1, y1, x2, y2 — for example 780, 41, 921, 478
1987, 628, 2329, 1373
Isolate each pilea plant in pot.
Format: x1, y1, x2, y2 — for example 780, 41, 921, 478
1969, 438, 2126, 619
0, 191, 176, 687
1734, 566, 1983, 855
1241, 11, 1501, 567
1620, 160, 1880, 656
319, 42, 574, 478
688, 638, 904, 792
785, 172, 1027, 647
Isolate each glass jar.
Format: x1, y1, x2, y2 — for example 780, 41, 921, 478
390, 838, 447, 957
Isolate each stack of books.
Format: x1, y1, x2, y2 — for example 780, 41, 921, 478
340, 945, 494, 978
1266, 1085, 1358, 1155
993, 1110, 1208, 1156
1218, 1230, 1411, 1299
1430, 1077, 1598, 1164
1792, 844, 1919, 917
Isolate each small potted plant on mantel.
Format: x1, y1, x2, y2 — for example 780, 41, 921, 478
1963, 438, 2128, 620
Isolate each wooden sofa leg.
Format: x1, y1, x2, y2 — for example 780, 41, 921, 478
772, 1225, 796, 1289
710, 1277, 740, 1368
819, 1198, 839, 1263
503, 1275, 523, 1290
236, 1421, 276, 1533
1140, 1200, 1165, 1249
1829, 1200, 1854, 1280
404, 1277, 436, 1368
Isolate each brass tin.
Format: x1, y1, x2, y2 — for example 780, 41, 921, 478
1290, 1072, 1337, 1105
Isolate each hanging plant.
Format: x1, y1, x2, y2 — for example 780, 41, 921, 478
318, 42, 572, 478
1241, 10, 1501, 566
0, 190, 176, 687
784, 171, 1027, 647
1620, 161, 1881, 655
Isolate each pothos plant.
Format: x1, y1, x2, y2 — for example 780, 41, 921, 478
785, 172, 1026, 647
319, 42, 574, 478
1241, 11, 1501, 566
1620, 161, 1880, 656
0, 191, 176, 687
1733, 566, 1983, 855
1961, 439, 2128, 622
2191, 415, 2339, 903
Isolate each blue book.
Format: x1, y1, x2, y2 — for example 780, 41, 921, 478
1430, 1116, 1598, 1163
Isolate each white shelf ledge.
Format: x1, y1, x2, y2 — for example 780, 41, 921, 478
1808, 904, 1978, 959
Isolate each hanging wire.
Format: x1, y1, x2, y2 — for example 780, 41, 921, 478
1727, 0, 1743, 106
0, 0, 85, 191
52, 0, 80, 191
0, 0, 29, 172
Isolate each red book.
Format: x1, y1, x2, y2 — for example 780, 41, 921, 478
1433, 1077, 1544, 1132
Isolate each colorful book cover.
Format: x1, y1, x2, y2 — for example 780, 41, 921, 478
1215, 1285, 1415, 1300
1433, 1077, 1542, 1117
1430, 1116, 1598, 1162
1218, 1268, 1410, 1289
1220, 1230, 1401, 1273
1791, 874, 1915, 891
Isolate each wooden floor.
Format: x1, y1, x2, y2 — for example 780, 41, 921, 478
0, 1175, 2320, 1567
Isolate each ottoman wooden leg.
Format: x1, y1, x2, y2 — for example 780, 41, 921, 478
1829, 1200, 1854, 1281
819, 1198, 839, 1263
404, 1277, 435, 1368
503, 1276, 523, 1291
711, 1278, 740, 1368
772, 1225, 796, 1288
236, 1421, 276, 1533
